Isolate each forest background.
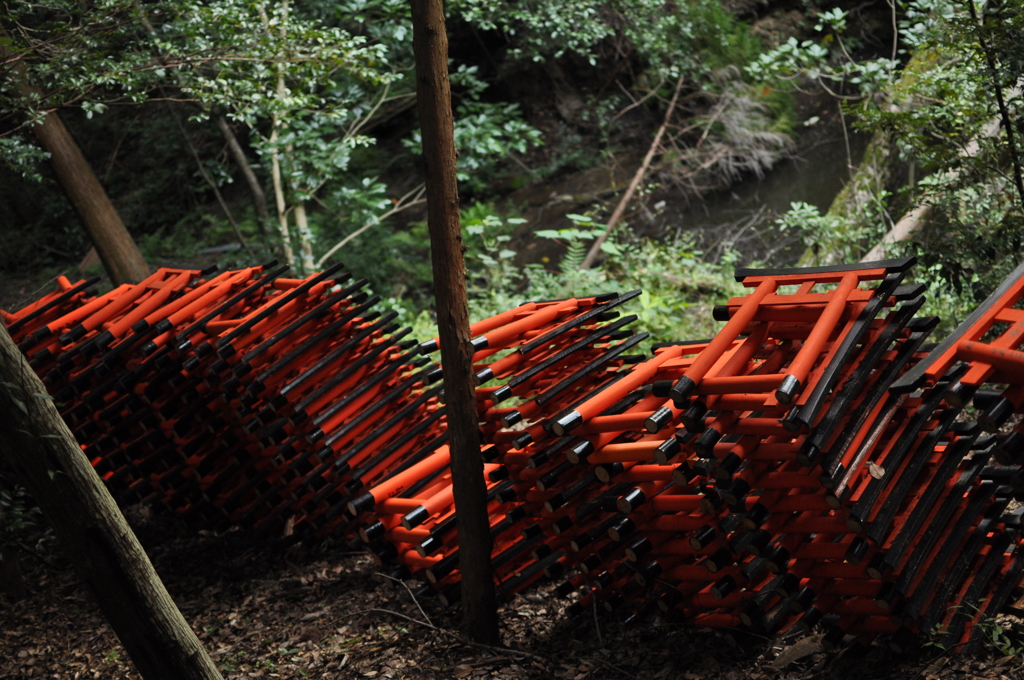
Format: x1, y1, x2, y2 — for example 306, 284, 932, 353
3, 0, 1021, 348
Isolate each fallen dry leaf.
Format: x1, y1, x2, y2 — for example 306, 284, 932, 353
767, 634, 824, 671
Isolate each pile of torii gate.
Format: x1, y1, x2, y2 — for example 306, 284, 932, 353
6, 254, 1024, 653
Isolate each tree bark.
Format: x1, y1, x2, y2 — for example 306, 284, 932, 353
859, 203, 933, 262
410, 0, 499, 644
29, 111, 151, 285
0, 324, 223, 680
268, 120, 295, 267
293, 201, 317, 274
0, 32, 149, 285
216, 116, 271, 235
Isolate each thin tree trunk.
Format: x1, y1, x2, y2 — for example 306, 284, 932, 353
216, 116, 271, 236
268, 121, 295, 267
293, 201, 317, 274
0, 325, 223, 680
967, 0, 1024, 209
410, 0, 499, 645
263, 0, 295, 268
581, 74, 686, 269
171, 109, 253, 256
286, 136, 316, 274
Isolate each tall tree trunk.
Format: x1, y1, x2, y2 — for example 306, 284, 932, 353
410, 0, 499, 645
268, 120, 295, 267
253, 0, 296, 267
216, 116, 271, 236
31, 111, 151, 285
0, 325, 223, 680
0, 32, 149, 285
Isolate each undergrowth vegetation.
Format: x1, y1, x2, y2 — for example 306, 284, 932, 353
760, 0, 1024, 335
2, 0, 792, 281
6, 0, 1024, 349
376, 206, 742, 348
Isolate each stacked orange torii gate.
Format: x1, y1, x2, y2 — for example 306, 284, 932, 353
5, 255, 1024, 653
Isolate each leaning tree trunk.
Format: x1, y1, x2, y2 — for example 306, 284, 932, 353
814, 50, 1019, 264
581, 74, 686, 269
410, 0, 500, 645
32, 110, 151, 284
217, 116, 271, 237
0, 324, 223, 680
0, 32, 150, 285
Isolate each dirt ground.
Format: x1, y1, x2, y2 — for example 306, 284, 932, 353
3, 510, 1024, 680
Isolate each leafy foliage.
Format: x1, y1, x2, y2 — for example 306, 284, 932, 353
758, 0, 1024, 333
453, 0, 761, 78
774, 199, 890, 265
3, 0, 795, 351
403, 66, 543, 192
457, 208, 742, 349
0, 480, 42, 559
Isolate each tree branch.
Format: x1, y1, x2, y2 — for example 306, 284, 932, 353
580, 73, 686, 269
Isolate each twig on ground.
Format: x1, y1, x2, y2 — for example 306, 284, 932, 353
376, 571, 434, 628
592, 594, 605, 648
338, 608, 549, 664
585, 654, 636, 678
16, 540, 60, 569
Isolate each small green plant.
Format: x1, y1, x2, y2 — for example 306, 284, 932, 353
457, 206, 743, 351
973, 610, 1024, 657
536, 214, 621, 261
926, 600, 1024, 656
0, 481, 42, 558
773, 200, 890, 266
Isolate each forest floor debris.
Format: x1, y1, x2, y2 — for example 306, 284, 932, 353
4, 512, 1024, 679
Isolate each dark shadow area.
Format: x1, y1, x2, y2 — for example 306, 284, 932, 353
4, 508, 1021, 679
